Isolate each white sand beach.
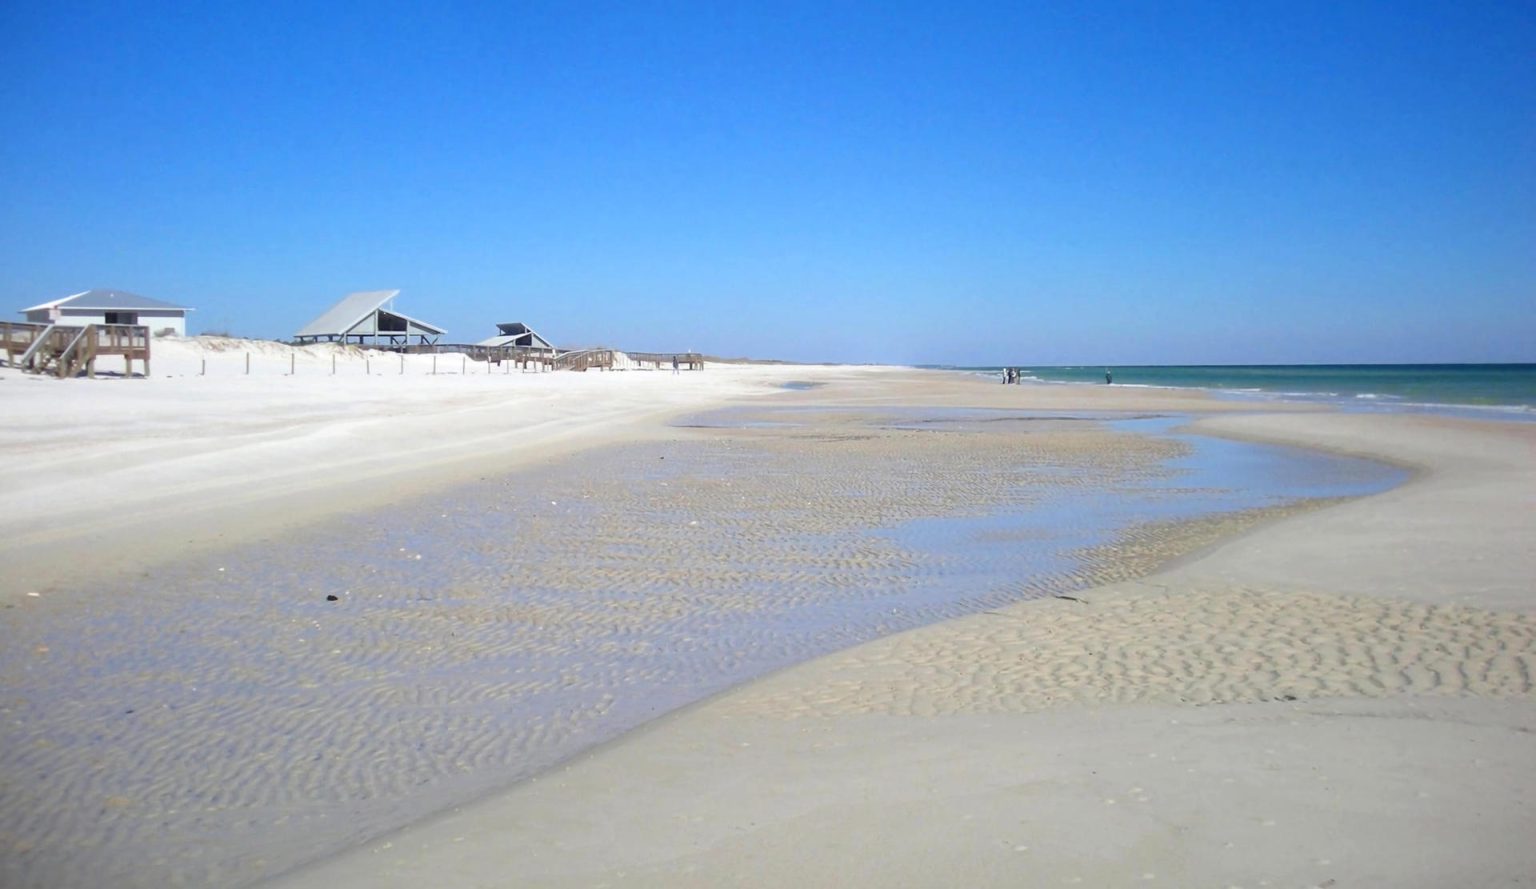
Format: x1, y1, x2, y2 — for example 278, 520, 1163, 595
0, 339, 881, 603
3, 339, 1532, 888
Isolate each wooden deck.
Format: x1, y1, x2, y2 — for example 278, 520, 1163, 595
1, 322, 151, 378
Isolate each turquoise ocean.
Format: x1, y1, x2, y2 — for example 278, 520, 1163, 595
935, 364, 1536, 419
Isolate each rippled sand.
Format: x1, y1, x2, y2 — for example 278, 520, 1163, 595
258, 412, 1535, 889
0, 408, 1388, 888
716, 583, 1536, 717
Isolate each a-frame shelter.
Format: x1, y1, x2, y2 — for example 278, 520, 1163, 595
293, 290, 445, 347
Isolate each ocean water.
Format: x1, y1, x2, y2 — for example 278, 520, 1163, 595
940, 364, 1536, 418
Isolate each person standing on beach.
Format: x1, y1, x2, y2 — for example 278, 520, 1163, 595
1105, 368, 1113, 384
672, 354, 680, 375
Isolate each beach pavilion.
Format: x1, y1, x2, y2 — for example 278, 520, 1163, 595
292, 290, 445, 347
21, 289, 192, 336
477, 321, 556, 353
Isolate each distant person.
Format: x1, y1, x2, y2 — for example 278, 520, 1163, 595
1105, 368, 1113, 384
672, 354, 680, 375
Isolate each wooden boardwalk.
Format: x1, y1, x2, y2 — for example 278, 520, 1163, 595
1, 321, 151, 378
628, 351, 704, 370
399, 342, 558, 371
396, 344, 704, 372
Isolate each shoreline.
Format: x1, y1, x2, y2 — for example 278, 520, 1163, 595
939, 364, 1536, 421
264, 407, 1536, 889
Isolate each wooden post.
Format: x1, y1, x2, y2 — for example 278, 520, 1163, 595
400, 354, 405, 375
245, 353, 250, 375
290, 353, 295, 375
332, 353, 336, 375
366, 358, 371, 376
432, 355, 437, 375
461, 356, 466, 376
202, 358, 207, 376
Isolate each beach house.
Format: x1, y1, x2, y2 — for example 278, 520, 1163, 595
292, 290, 445, 347
21, 289, 192, 337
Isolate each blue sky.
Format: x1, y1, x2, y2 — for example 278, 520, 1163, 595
2, 1, 1532, 364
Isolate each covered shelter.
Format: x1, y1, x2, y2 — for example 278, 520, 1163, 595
293, 290, 445, 347
21, 289, 192, 337
477, 322, 555, 353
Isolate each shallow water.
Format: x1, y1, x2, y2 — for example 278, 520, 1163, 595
0, 408, 1404, 888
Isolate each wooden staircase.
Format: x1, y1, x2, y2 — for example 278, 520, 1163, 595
1, 322, 151, 377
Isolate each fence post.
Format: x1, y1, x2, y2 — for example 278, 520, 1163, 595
201, 358, 206, 376
332, 353, 336, 376
432, 355, 437, 375
366, 358, 371, 376
400, 354, 405, 375
462, 356, 466, 376
245, 353, 250, 375
290, 353, 295, 376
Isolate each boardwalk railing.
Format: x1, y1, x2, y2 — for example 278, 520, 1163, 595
394, 345, 699, 372
397, 343, 557, 370
627, 351, 704, 370
552, 349, 616, 371
1, 321, 151, 378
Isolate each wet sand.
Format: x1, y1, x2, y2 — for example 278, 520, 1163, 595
267, 413, 1536, 889
2, 386, 1374, 886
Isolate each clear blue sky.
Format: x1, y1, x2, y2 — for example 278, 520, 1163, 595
2, 1, 1532, 364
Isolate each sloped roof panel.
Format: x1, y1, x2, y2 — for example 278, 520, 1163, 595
390, 311, 446, 336
481, 321, 552, 348
293, 290, 402, 338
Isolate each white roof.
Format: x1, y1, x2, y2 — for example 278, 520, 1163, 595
24, 289, 191, 313
293, 290, 446, 338
477, 321, 553, 349
477, 334, 554, 348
